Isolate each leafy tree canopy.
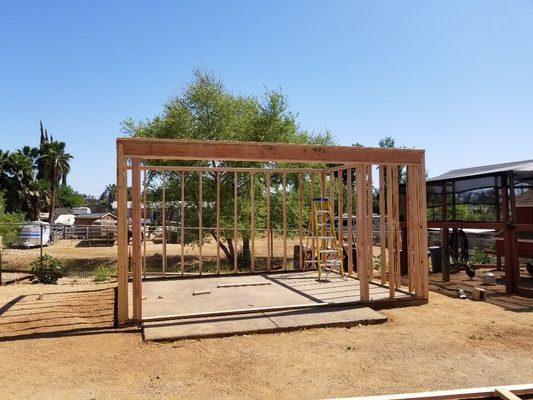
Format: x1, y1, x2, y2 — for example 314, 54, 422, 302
58, 184, 85, 208
121, 69, 336, 267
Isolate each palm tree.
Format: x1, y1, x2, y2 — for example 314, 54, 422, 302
100, 184, 117, 210
38, 141, 72, 223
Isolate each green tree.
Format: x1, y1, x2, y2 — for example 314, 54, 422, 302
0, 192, 25, 246
122, 69, 334, 267
38, 141, 72, 222
100, 184, 117, 210
58, 184, 85, 208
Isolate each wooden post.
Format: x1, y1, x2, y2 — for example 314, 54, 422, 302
508, 173, 519, 293
298, 173, 303, 270
131, 158, 142, 321
392, 167, 401, 287
198, 171, 203, 275
367, 166, 374, 282
408, 165, 421, 295
250, 172, 255, 272
309, 172, 315, 272
216, 171, 220, 274
406, 166, 414, 292
143, 170, 147, 278
501, 174, 518, 294
282, 172, 287, 270
442, 182, 450, 282
386, 165, 395, 299
162, 172, 167, 276
418, 160, 429, 299
234, 171, 238, 273
379, 166, 387, 284
347, 168, 354, 276
180, 171, 185, 275
356, 165, 370, 301
116, 142, 129, 325
338, 169, 343, 268
266, 172, 271, 271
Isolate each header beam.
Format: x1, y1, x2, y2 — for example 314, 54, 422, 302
117, 138, 424, 165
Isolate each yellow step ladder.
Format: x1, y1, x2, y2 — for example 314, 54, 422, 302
305, 197, 344, 281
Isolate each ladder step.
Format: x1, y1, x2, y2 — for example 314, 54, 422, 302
318, 236, 334, 240
320, 249, 338, 254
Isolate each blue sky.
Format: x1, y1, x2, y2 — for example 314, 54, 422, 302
1, 1, 532, 196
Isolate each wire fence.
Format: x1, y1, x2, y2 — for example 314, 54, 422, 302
2, 221, 502, 284
0, 222, 332, 283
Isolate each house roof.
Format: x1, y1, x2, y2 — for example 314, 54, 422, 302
75, 212, 117, 220
428, 159, 533, 183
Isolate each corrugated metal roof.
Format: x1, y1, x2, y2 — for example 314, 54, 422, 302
428, 159, 533, 182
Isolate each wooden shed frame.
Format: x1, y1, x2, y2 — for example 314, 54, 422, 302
116, 138, 429, 326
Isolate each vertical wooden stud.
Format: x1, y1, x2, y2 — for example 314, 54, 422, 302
298, 173, 303, 270
366, 165, 374, 282
162, 172, 167, 276
392, 167, 401, 287
347, 168, 353, 276
250, 172, 255, 272
337, 169, 343, 268
309, 172, 315, 272
216, 171, 220, 274
116, 142, 128, 324
131, 158, 142, 321
180, 171, 185, 276
282, 172, 287, 270
356, 165, 370, 301
143, 169, 147, 278
266, 172, 271, 271
379, 166, 387, 284
234, 171, 238, 273
198, 171, 203, 275
418, 161, 429, 298
386, 165, 395, 299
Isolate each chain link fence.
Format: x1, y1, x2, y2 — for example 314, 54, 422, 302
0, 222, 317, 284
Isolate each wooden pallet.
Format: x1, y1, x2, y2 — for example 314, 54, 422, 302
329, 383, 533, 400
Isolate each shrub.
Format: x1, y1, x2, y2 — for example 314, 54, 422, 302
30, 255, 63, 284
469, 247, 491, 265
0, 193, 25, 247
93, 265, 117, 282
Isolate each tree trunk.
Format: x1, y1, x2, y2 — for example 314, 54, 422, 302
49, 171, 57, 224
240, 238, 251, 268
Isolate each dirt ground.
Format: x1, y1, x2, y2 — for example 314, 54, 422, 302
0, 282, 532, 400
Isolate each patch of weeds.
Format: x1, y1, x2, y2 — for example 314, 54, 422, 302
30, 255, 63, 284
93, 265, 117, 282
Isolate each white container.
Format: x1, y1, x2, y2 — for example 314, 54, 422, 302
17, 221, 50, 248
482, 272, 496, 286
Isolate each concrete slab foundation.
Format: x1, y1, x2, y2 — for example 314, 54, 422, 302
137, 271, 403, 341
143, 306, 387, 341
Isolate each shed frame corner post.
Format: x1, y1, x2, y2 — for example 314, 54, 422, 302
131, 158, 143, 321
418, 159, 429, 299
116, 142, 129, 325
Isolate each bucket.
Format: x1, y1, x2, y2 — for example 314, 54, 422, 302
483, 272, 496, 286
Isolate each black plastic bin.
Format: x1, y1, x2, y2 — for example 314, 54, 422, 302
429, 246, 442, 273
